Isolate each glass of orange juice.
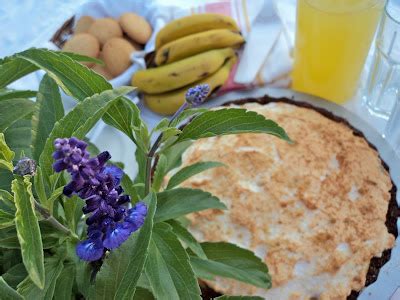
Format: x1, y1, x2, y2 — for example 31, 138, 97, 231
292, 0, 385, 104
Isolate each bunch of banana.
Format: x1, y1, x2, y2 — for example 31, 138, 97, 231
132, 13, 244, 115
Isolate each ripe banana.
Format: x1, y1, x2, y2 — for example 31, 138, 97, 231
132, 47, 235, 94
155, 29, 244, 65
155, 13, 239, 49
144, 55, 237, 115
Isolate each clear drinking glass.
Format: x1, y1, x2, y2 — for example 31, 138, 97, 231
292, 0, 384, 104
384, 94, 400, 154
365, 0, 400, 119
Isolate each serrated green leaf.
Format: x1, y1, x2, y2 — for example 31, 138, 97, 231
0, 56, 39, 88
155, 188, 226, 223
17, 256, 64, 299
167, 219, 206, 259
39, 87, 133, 184
216, 296, 264, 300
31, 75, 64, 161
2, 263, 27, 289
190, 242, 271, 289
0, 98, 35, 132
176, 108, 290, 143
170, 108, 208, 127
152, 154, 167, 192
0, 276, 23, 300
0, 133, 14, 172
167, 161, 224, 189
15, 49, 111, 100
12, 176, 44, 289
89, 192, 157, 300
145, 222, 201, 300
0, 89, 37, 101
53, 264, 75, 300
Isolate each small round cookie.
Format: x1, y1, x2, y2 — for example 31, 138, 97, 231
75, 16, 94, 34
123, 36, 143, 51
62, 33, 100, 67
119, 13, 152, 44
88, 18, 123, 46
103, 37, 135, 76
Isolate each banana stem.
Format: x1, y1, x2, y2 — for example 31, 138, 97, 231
144, 102, 189, 195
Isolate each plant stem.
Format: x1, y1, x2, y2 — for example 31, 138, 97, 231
34, 200, 78, 240
144, 102, 189, 195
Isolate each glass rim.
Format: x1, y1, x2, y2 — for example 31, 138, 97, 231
304, 0, 384, 15
385, 1, 400, 25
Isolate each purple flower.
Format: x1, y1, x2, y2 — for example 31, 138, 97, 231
53, 137, 147, 262
185, 84, 210, 106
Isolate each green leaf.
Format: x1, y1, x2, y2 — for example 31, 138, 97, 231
12, 176, 45, 289
121, 173, 140, 203
39, 87, 133, 184
134, 147, 147, 198
102, 97, 140, 142
0, 208, 14, 229
145, 222, 201, 300
167, 161, 224, 189
0, 89, 37, 101
190, 242, 271, 289
0, 133, 14, 172
152, 154, 167, 192
170, 108, 208, 127
216, 296, 264, 300
176, 108, 291, 143
53, 263, 75, 300
167, 219, 206, 259
0, 98, 35, 132
89, 192, 157, 300
15, 49, 111, 100
133, 287, 155, 300
160, 127, 182, 142
0, 276, 23, 300
63, 195, 83, 233
155, 188, 226, 223
0, 227, 20, 249
161, 140, 193, 173
33, 167, 47, 205
31, 74, 64, 161
2, 263, 27, 289
4, 118, 32, 160
152, 118, 169, 134
0, 56, 39, 88
17, 256, 64, 299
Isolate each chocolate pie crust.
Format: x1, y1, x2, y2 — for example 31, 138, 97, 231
196, 95, 399, 299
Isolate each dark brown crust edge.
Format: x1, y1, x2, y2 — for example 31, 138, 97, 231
202, 95, 398, 299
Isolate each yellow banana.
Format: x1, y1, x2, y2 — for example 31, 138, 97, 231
132, 48, 235, 94
144, 55, 237, 115
155, 29, 244, 65
155, 13, 239, 49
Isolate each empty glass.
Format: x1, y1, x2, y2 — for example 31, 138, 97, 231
364, 0, 400, 119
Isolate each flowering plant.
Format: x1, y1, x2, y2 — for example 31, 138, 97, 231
0, 49, 289, 299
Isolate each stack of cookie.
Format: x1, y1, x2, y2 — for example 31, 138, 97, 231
62, 13, 152, 80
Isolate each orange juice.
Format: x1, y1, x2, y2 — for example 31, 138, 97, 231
292, 0, 384, 103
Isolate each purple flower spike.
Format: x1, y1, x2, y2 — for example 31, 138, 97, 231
185, 84, 210, 106
52, 137, 147, 262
